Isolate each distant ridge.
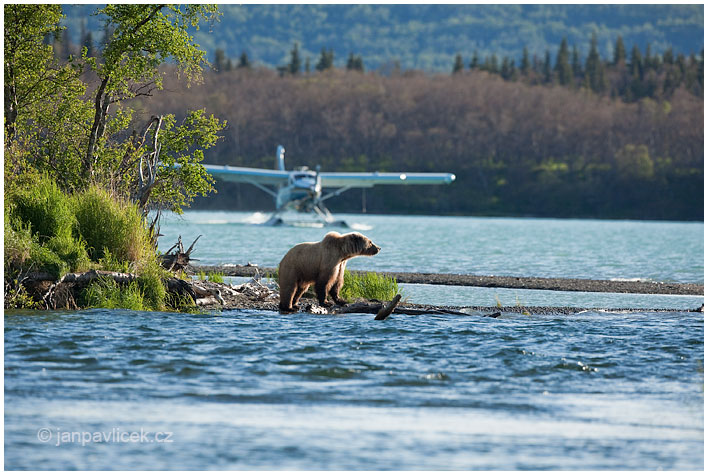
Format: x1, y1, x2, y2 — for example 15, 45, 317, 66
61, 4, 703, 72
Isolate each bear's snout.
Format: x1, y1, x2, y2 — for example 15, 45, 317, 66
366, 243, 381, 255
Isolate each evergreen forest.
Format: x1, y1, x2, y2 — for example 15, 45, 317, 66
46, 6, 705, 220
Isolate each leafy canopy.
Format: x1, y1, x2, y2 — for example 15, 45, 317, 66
4, 4, 225, 222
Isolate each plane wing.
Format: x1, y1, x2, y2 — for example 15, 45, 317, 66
319, 172, 456, 188
202, 164, 290, 186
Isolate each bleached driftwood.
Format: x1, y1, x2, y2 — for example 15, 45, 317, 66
161, 235, 201, 271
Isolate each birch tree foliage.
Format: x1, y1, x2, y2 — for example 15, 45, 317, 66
4, 4, 225, 216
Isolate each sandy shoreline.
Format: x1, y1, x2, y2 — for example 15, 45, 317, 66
192, 265, 704, 296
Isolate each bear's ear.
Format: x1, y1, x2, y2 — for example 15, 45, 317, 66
340, 233, 363, 255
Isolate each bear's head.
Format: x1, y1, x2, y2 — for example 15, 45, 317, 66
327, 231, 380, 258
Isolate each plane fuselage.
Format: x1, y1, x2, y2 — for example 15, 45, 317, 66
276, 169, 322, 211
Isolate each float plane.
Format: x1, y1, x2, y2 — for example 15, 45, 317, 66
202, 145, 455, 227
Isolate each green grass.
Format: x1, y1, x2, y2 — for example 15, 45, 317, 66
81, 276, 147, 311
73, 185, 153, 265
340, 270, 401, 302
207, 271, 224, 283
4, 175, 177, 311
10, 172, 74, 244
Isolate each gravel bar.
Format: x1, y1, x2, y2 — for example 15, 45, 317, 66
192, 265, 703, 296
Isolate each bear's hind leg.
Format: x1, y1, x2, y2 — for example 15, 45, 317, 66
292, 283, 309, 308
279, 280, 297, 313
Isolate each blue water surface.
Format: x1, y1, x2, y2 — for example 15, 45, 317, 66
4, 308, 703, 470
157, 212, 704, 283
4, 214, 704, 470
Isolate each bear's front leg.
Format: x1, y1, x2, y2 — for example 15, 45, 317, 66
327, 261, 347, 306
329, 280, 347, 306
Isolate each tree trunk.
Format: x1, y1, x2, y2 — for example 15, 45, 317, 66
84, 77, 110, 178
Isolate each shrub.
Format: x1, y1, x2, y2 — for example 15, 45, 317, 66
4, 214, 34, 273
28, 243, 68, 279
73, 186, 153, 264
340, 270, 401, 301
46, 234, 91, 273
136, 259, 168, 311
9, 173, 74, 244
97, 248, 132, 273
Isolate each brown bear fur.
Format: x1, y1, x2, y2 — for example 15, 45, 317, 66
278, 231, 380, 312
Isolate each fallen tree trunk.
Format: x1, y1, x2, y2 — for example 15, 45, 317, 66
375, 294, 401, 320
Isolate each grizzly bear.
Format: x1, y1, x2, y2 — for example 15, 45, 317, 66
278, 231, 381, 312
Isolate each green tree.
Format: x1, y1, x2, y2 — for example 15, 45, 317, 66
584, 33, 606, 92
483, 54, 499, 74
347, 52, 364, 71
452, 53, 464, 74
4, 5, 69, 139
613, 35, 626, 66
83, 5, 221, 181
469, 51, 479, 70
5, 4, 225, 219
238, 51, 251, 68
520, 47, 530, 75
662, 47, 674, 66
500, 56, 516, 80
543, 50, 552, 83
614, 144, 654, 181
214, 48, 227, 72
554, 37, 573, 85
571, 45, 582, 78
316, 47, 334, 71
288, 42, 301, 75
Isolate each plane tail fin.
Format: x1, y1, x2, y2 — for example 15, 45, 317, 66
275, 145, 286, 171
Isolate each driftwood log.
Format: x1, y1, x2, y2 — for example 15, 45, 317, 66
161, 235, 201, 272
375, 294, 402, 320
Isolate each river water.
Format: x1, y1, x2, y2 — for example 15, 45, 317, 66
4, 212, 704, 470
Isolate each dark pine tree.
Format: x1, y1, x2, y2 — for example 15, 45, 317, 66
520, 47, 530, 75
214, 48, 226, 73
584, 33, 606, 93
543, 50, 552, 83
554, 37, 573, 85
289, 42, 301, 75
613, 35, 627, 66
469, 51, 479, 70
629, 45, 644, 79
238, 51, 251, 69
572, 45, 583, 78
347, 52, 364, 71
452, 53, 464, 74
316, 47, 334, 71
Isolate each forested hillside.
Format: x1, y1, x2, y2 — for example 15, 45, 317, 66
61, 4, 703, 72
145, 64, 702, 220
54, 4, 703, 220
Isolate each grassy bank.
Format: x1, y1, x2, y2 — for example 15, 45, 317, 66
4, 172, 174, 311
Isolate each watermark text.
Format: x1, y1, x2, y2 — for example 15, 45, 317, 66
37, 427, 173, 446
